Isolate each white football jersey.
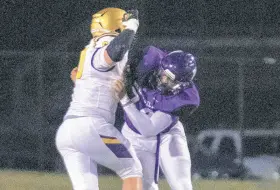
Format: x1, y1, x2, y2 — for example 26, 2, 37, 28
65, 36, 128, 123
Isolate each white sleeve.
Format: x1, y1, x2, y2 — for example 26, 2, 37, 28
122, 102, 174, 137
92, 46, 115, 71
92, 46, 128, 72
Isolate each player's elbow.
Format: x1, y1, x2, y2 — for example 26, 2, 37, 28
104, 50, 115, 65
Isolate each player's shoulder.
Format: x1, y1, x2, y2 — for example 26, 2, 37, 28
165, 84, 200, 109
179, 84, 200, 105
143, 45, 160, 53
171, 85, 200, 114
143, 46, 165, 56
140, 46, 166, 67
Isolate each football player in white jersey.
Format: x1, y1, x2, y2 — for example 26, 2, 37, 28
56, 8, 143, 190
116, 46, 200, 190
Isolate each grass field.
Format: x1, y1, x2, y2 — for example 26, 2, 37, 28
0, 170, 279, 190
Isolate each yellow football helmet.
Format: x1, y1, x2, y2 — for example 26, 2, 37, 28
91, 7, 126, 39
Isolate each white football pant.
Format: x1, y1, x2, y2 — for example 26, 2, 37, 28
122, 122, 192, 190
56, 116, 142, 190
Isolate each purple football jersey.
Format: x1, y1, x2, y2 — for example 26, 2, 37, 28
137, 85, 200, 112
124, 84, 200, 135
124, 45, 200, 135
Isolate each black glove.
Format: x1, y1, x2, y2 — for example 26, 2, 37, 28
123, 64, 136, 99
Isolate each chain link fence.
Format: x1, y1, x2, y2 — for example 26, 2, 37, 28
0, 39, 280, 172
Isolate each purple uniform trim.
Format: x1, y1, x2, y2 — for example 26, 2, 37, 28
99, 135, 117, 139
154, 134, 161, 184
105, 144, 132, 158
124, 110, 179, 135
99, 135, 132, 158
124, 113, 141, 134
91, 48, 115, 72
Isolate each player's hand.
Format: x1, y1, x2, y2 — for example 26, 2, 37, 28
112, 79, 126, 100
122, 9, 139, 33
70, 67, 78, 83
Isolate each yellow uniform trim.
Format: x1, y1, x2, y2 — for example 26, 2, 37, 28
102, 138, 121, 144
76, 48, 88, 79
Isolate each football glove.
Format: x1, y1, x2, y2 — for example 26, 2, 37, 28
122, 9, 139, 33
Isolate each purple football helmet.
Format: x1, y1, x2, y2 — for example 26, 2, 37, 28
156, 50, 197, 94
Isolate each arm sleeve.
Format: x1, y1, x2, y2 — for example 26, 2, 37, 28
123, 103, 174, 137
106, 29, 136, 62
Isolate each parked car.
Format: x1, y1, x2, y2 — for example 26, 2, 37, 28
191, 129, 280, 180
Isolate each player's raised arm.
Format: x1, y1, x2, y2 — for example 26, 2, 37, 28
104, 10, 139, 65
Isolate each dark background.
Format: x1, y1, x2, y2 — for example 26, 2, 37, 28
2, 0, 280, 50
1, 0, 280, 171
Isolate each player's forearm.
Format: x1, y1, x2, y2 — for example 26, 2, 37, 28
105, 11, 139, 64
123, 104, 154, 136
105, 29, 136, 64
121, 96, 173, 136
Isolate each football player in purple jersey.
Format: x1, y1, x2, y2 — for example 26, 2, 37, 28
113, 46, 200, 190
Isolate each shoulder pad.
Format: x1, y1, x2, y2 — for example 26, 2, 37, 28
138, 46, 166, 73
